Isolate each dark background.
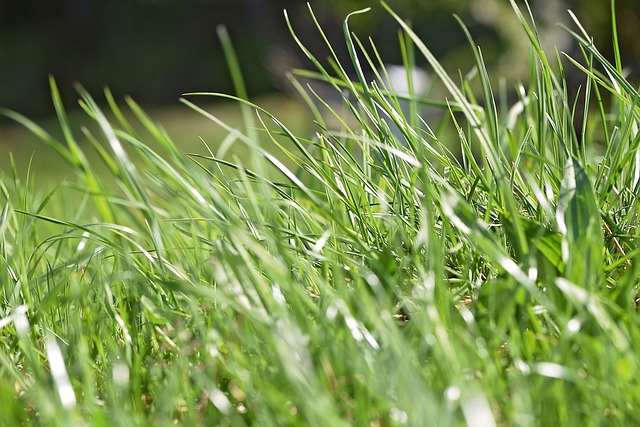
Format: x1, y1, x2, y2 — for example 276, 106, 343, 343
1, 0, 638, 119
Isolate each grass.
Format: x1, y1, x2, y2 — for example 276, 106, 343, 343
0, 94, 309, 185
1, 1, 640, 425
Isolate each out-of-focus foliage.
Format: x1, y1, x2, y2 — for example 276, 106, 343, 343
320, 0, 639, 75
0, 0, 637, 117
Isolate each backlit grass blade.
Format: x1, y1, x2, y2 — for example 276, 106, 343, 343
556, 157, 604, 288
217, 25, 259, 144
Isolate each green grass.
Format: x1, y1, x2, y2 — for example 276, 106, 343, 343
0, 94, 309, 185
2, 1, 640, 425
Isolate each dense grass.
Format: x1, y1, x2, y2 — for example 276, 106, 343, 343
2, 1, 640, 425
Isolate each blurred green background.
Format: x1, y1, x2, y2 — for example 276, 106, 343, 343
0, 0, 638, 175
2, 0, 638, 116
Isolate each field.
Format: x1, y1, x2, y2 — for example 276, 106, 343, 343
1, 2, 640, 425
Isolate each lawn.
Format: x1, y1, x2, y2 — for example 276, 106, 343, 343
1, 1, 639, 425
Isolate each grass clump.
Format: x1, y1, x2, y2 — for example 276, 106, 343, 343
2, 1, 640, 425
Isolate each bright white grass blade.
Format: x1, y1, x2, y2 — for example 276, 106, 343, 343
461, 388, 497, 427
0, 305, 29, 332
45, 335, 76, 409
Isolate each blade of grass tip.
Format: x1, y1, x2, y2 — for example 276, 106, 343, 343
353, 35, 418, 149
561, 18, 639, 100
364, 44, 418, 143
445, 102, 489, 192
304, 83, 357, 136
0, 170, 9, 198
553, 49, 580, 158
284, 8, 373, 139
33, 180, 65, 216
186, 152, 293, 201
509, 0, 544, 66
76, 87, 140, 198
560, 53, 612, 175
342, 8, 405, 139
253, 115, 306, 170
453, 15, 499, 149
356, 36, 387, 95
567, 76, 585, 161
124, 96, 182, 159
9, 155, 21, 204
46, 80, 116, 223
399, 29, 420, 131
285, 71, 327, 129
17, 213, 112, 246
291, 68, 360, 94
183, 93, 324, 172
180, 98, 325, 202
0, 109, 75, 166
217, 25, 258, 143
610, 0, 623, 75
76, 87, 169, 269
305, 4, 368, 92
49, 76, 86, 167
310, 130, 370, 185
381, 3, 504, 181
105, 87, 136, 136
571, 5, 640, 191
560, 51, 614, 95
511, 0, 571, 137
113, 129, 229, 222
342, 8, 373, 106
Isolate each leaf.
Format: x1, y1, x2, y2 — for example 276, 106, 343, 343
556, 157, 604, 288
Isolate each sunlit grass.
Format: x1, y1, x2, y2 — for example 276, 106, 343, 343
0, 94, 310, 191
1, 1, 640, 425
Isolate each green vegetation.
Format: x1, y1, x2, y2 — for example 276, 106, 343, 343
1, 1, 639, 425
0, 95, 309, 184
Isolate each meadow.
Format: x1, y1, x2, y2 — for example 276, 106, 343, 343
1, 1, 639, 425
